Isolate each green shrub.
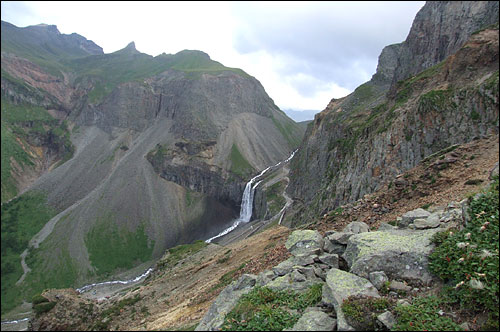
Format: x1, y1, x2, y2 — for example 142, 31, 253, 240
33, 301, 56, 315
428, 177, 499, 328
342, 295, 393, 330
392, 296, 462, 331
31, 294, 49, 305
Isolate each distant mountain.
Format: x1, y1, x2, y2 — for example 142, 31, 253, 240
1, 20, 305, 314
283, 109, 319, 122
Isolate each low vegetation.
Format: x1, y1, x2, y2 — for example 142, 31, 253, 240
392, 177, 499, 331
221, 284, 323, 331
85, 219, 155, 277
157, 240, 207, 271
342, 295, 394, 331
1, 100, 74, 202
1, 191, 56, 314
230, 144, 254, 179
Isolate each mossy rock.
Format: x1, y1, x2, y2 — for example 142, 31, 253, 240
33, 301, 56, 315
31, 294, 50, 305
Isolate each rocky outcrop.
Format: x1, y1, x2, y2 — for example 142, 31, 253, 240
287, 2, 499, 225
196, 196, 471, 331
195, 274, 257, 331
390, 1, 499, 89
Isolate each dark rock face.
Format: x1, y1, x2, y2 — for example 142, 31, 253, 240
391, 1, 499, 89
288, 1, 499, 224
147, 141, 245, 207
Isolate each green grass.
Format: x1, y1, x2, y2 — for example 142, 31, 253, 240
85, 218, 155, 277
221, 284, 323, 331
1, 190, 57, 312
418, 89, 456, 113
229, 144, 254, 179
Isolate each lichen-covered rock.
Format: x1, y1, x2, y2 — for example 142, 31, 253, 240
285, 310, 337, 331
322, 269, 379, 309
342, 228, 440, 285
195, 274, 257, 331
322, 269, 379, 331
285, 230, 324, 256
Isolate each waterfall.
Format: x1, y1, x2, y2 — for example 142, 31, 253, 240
205, 149, 297, 243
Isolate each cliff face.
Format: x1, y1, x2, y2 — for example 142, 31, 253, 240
391, 1, 499, 88
287, 1, 499, 225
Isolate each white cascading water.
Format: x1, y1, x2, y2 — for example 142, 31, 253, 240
76, 267, 154, 294
205, 149, 297, 243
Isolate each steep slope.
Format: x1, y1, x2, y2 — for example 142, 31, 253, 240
287, 1, 499, 226
1, 21, 304, 315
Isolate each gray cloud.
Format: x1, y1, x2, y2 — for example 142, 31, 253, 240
231, 2, 425, 92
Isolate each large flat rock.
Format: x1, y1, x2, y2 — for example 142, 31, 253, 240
342, 228, 440, 285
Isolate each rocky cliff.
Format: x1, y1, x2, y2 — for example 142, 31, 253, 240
287, 1, 499, 225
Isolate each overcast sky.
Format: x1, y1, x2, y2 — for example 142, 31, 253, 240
1, 1, 425, 112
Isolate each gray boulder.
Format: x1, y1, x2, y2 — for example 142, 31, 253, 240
285, 230, 324, 256
318, 253, 339, 268
342, 228, 440, 285
322, 269, 379, 331
322, 268, 380, 309
400, 208, 431, 227
413, 213, 440, 229
323, 238, 347, 255
369, 271, 389, 290
377, 311, 396, 330
196, 274, 257, 331
272, 255, 316, 276
286, 310, 337, 331
343, 221, 370, 234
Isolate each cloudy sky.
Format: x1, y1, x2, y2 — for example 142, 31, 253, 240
1, 1, 425, 113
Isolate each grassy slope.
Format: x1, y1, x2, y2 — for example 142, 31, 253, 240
0, 99, 74, 202
1, 192, 56, 314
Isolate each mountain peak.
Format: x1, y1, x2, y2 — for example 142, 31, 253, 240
113, 41, 141, 55
125, 41, 136, 50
